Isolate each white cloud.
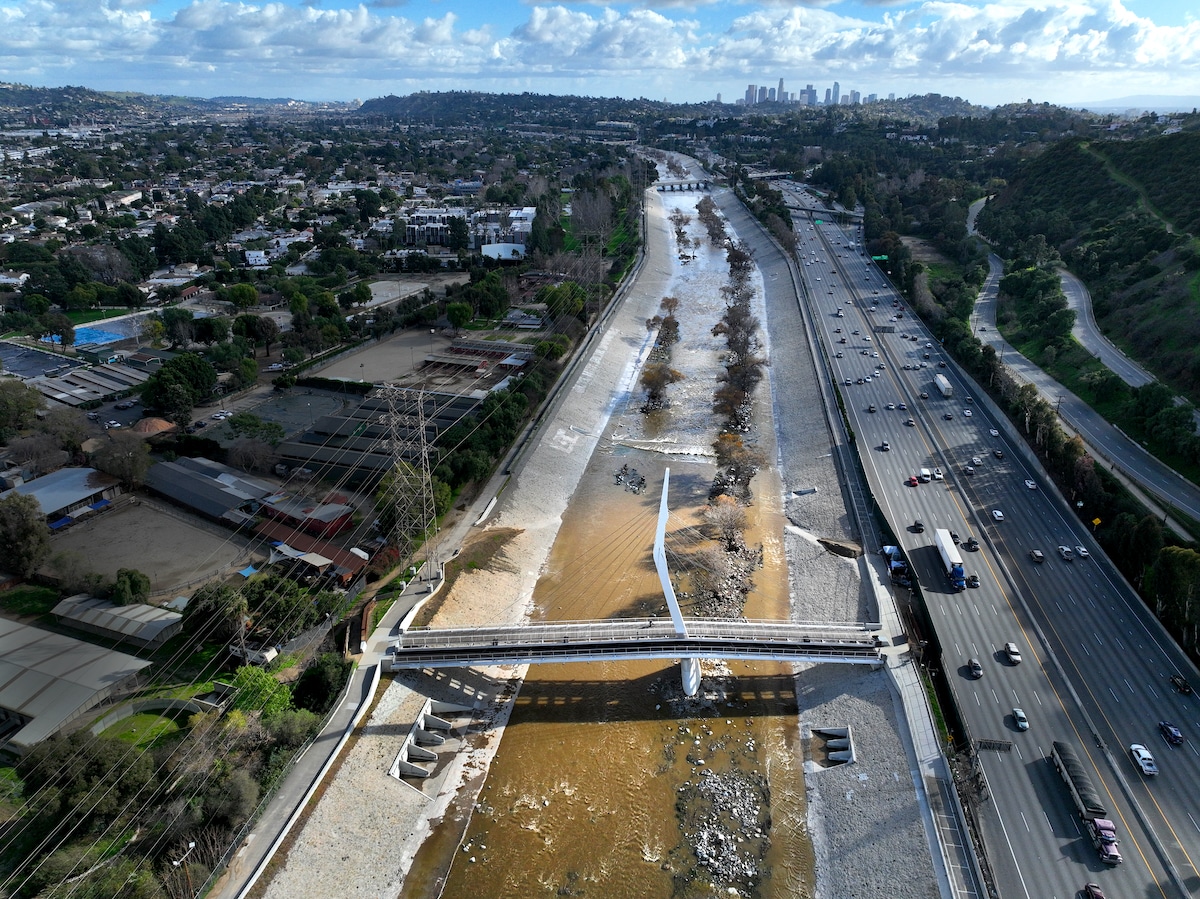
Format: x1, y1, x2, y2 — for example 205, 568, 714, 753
0, 0, 1194, 104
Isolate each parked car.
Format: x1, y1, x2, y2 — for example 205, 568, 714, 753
1130, 743, 1158, 775
1159, 721, 1184, 745
105, 420, 121, 429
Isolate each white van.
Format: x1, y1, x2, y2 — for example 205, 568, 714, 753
919, 468, 932, 483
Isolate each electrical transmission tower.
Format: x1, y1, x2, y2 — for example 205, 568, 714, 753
379, 385, 439, 578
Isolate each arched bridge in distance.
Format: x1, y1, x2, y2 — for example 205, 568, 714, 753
386, 470, 882, 694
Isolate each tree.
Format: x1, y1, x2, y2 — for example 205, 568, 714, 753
446, 302, 472, 334
92, 431, 153, 488
230, 665, 292, 715
110, 568, 151, 605
185, 583, 248, 643
193, 315, 231, 345
292, 652, 353, 714
8, 432, 65, 475
0, 492, 52, 577
0, 380, 44, 437
37, 406, 89, 452
227, 282, 258, 310
38, 311, 75, 347
160, 306, 196, 348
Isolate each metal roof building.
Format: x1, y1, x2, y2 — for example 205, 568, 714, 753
0, 618, 151, 755
52, 594, 184, 650
0, 467, 121, 524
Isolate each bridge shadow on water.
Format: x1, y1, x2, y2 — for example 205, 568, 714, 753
394, 665, 801, 725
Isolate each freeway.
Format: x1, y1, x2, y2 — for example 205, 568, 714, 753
785, 191, 1196, 898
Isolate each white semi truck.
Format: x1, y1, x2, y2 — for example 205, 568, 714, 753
935, 373, 953, 398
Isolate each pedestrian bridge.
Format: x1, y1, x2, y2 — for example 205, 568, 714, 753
386, 618, 880, 670
387, 469, 881, 695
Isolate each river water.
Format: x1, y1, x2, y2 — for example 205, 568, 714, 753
412, 193, 815, 899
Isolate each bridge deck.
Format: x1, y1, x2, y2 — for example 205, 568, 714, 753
387, 618, 882, 669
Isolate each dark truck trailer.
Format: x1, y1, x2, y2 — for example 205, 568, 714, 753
1050, 740, 1122, 864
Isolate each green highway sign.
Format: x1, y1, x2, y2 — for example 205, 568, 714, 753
872, 255, 889, 260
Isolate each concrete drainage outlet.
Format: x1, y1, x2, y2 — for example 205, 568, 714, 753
809, 725, 856, 768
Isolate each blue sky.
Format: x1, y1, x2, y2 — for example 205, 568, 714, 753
0, 0, 1196, 108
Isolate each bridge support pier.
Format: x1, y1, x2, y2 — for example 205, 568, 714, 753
681, 658, 701, 697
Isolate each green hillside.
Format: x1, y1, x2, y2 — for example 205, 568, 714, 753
977, 130, 1200, 396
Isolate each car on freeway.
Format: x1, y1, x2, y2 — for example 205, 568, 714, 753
905, 418, 916, 427
868, 404, 877, 413
994, 449, 1005, 459
908, 476, 920, 487
1171, 674, 1194, 695
844, 378, 852, 385
991, 510, 1005, 521
1024, 479, 1037, 490
881, 441, 890, 452
965, 536, 980, 551
886, 402, 895, 410
925, 342, 933, 348
943, 413, 954, 420
989, 428, 999, 437
852, 329, 860, 335
1159, 721, 1184, 745
969, 456, 981, 466
913, 519, 925, 533
1012, 708, 1029, 731
1075, 546, 1090, 559
1130, 743, 1159, 775
1083, 884, 1106, 899
1029, 549, 1045, 563
950, 532, 961, 544
1004, 642, 1022, 664
963, 409, 972, 417
967, 574, 980, 588
968, 658, 983, 679
964, 465, 975, 475
938, 361, 948, 368
836, 352, 843, 358
864, 376, 873, 383
1058, 545, 1075, 560
933, 468, 944, 480
898, 402, 907, 410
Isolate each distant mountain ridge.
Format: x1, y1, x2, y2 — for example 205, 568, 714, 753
1069, 95, 1200, 113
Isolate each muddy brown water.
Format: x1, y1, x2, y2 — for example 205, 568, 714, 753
401, 449, 815, 899
405, 192, 815, 899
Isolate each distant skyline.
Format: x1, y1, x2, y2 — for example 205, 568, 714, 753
0, 0, 1197, 110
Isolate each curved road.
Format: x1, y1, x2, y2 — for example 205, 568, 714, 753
971, 251, 1200, 526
